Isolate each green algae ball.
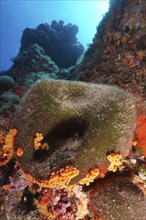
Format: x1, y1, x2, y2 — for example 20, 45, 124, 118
13, 79, 136, 184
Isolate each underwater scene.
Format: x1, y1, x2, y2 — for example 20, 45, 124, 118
0, 0, 146, 219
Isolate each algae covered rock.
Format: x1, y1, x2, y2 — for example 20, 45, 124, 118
0, 75, 15, 92
0, 91, 20, 113
89, 176, 146, 220
13, 79, 136, 185
11, 44, 59, 79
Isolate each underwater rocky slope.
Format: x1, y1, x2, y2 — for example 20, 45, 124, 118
0, 0, 146, 220
71, 0, 146, 105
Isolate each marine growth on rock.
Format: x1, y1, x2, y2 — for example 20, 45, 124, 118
13, 79, 136, 187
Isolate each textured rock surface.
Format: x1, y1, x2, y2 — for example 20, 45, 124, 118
89, 175, 146, 220
14, 79, 136, 184
19, 21, 84, 68
10, 44, 59, 79
70, 0, 146, 104
0, 188, 39, 220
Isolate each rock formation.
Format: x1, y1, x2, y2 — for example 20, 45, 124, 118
14, 79, 136, 185
89, 175, 146, 220
70, 0, 146, 105
9, 44, 59, 79
19, 21, 84, 68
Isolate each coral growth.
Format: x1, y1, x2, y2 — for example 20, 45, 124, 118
0, 129, 17, 166
35, 188, 76, 219
72, 0, 146, 103
16, 148, 24, 157
79, 168, 99, 186
21, 166, 79, 189
134, 114, 146, 157
107, 153, 123, 172
34, 185, 90, 220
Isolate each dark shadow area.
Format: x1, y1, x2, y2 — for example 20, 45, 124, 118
33, 117, 90, 162
18, 187, 36, 214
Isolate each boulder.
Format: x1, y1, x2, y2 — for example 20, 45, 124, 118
13, 79, 136, 185
89, 175, 146, 220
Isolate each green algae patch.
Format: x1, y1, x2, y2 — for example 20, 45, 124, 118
13, 79, 136, 185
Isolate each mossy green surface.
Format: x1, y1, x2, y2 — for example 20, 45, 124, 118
13, 79, 136, 183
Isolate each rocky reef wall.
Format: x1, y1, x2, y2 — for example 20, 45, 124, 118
19, 21, 84, 68
71, 0, 146, 106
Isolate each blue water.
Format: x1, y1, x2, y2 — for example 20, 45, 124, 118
0, 0, 109, 71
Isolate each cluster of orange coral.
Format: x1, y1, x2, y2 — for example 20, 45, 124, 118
34, 132, 43, 150
21, 164, 101, 188
0, 129, 17, 166
134, 114, 146, 158
23, 166, 79, 189
107, 153, 123, 172
79, 168, 100, 186
34, 132, 48, 150
16, 147, 24, 157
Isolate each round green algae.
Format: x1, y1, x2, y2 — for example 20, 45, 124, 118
13, 79, 136, 185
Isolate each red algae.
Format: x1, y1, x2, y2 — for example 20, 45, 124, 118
134, 115, 146, 157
